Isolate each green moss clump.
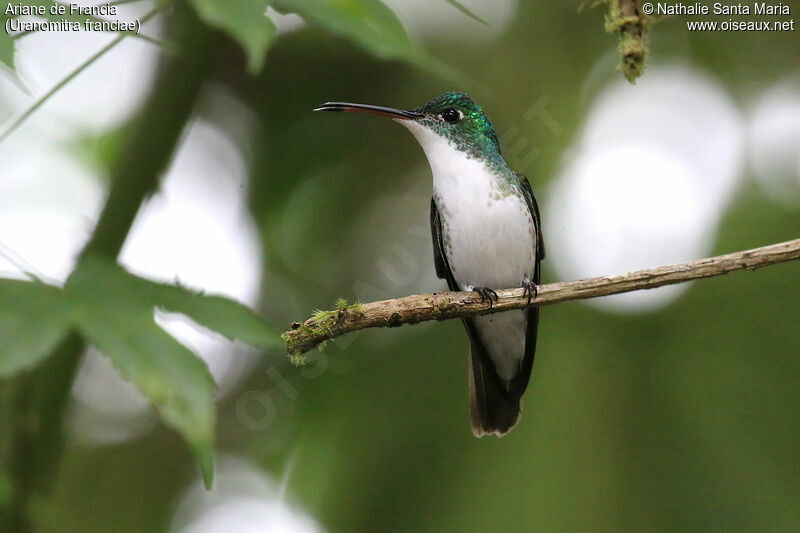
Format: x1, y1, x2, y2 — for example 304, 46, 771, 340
602, 0, 649, 83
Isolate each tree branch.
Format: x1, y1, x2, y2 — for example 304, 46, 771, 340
283, 238, 800, 357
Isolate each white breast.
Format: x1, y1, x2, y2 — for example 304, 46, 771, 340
403, 121, 536, 381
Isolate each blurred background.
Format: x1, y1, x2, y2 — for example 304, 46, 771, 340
1, 0, 799, 531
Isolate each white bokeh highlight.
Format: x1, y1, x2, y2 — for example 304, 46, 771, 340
10, 1, 160, 136
547, 65, 746, 312
172, 457, 323, 533
748, 80, 800, 208
0, 131, 104, 281
266, 6, 306, 35
0, 4, 159, 282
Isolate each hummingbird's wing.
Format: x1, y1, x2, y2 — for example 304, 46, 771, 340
430, 198, 524, 436
508, 172, 544, 401
517, 171, 545, 261
430, 198, 456, 286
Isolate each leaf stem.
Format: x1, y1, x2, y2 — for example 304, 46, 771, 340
443, 0, 489, 25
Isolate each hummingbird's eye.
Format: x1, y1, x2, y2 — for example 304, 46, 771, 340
441, 108, 462, 123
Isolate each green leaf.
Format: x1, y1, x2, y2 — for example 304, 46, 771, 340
153, 287, 285, 351
274, 0, 461, 79
0, 254, 284, 488
64, 255, 285, 487
66, 260, 217, 488
275, 0, 410, 57
443, 0, 489, 25
0, 279, 73, 377
75, 256, 284, 352
189, 0, 275, 74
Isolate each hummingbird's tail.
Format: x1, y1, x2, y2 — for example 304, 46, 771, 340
468, 350, 521, 437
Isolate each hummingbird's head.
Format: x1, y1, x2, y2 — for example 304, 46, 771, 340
407, 92, 500, 156
315, 92, 501, 162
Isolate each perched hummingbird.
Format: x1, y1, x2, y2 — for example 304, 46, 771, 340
315, 93, 545, 436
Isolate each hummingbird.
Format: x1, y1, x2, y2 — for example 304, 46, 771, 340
315, 92, 545, 436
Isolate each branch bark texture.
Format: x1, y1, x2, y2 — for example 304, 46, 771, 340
284, 238, 800, 357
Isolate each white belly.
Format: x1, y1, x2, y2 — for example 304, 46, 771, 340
404, 120, 536, 287
436, 183, 535, 290
404, 121, 537, 382
434, 169, 535, 382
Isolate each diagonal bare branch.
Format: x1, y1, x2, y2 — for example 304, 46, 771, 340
283, 238, 800, 357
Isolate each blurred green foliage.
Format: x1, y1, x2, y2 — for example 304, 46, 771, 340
1, 0, 799, 531
189, 0, 274, 74
273, 0, 462, 79
0, 280, 72, 377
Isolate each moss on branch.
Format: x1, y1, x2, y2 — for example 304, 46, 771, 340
603, 0, 650, 82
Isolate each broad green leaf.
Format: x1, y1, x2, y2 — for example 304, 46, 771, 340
274, 0, 461, 79
443, 0, 488, 25
64, 255, 285, 487
151, 288, 284, 351
189, 0, 275, 74
0, 279, 72, 377
0, 253, 284, 487
75, 256, 284, 351
66, 260, 217, 488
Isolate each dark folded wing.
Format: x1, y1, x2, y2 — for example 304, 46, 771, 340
516, 171, 545, 261
430, 198, 458, 288
507, 172, 543, 399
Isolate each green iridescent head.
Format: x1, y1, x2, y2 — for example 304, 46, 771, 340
315, 92, 502, 162
409, 92, 500, 157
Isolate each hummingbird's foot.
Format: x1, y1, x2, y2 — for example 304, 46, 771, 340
521, 279, 539, 305
472, 286, 499, 308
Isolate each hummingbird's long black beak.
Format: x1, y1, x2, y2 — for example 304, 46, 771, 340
314, 102, 423, 120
